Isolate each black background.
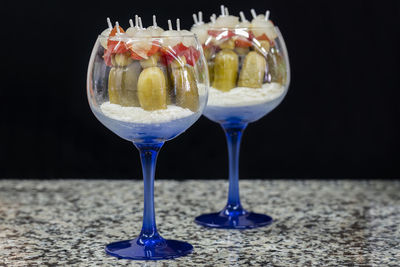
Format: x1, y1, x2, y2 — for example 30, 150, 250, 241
1, 0, 399, 179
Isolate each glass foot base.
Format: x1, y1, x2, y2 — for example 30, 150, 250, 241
105, 237, 193, 260
195, 209, 273, 229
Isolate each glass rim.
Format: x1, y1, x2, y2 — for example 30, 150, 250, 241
98, 33, 199, 39
207, 26, 279, 30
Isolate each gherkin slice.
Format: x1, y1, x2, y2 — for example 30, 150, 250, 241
170, 66, 199, 112
137, 67, 167, 111
267, 48, 287, 84
238, 51, 266, 88
108, 63, 141, 107
208, 61, 214, 85
119, 62, 141, 107
108, 67, 121, 104
108, 53, 140, 106
212, 49, 238, 92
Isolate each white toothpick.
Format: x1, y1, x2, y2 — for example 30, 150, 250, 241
265, 10, 270, 21
192, 14, 198, 24
210, 15, 216, 23
107, 17, 112, 29
198, 11, 203, 23
115, 22, 121, 34
239, 11, 246, 22
129, 19, 134, 27
225, 7, 229, 16
135, 15, 139, 28
220, 5, 225, 16
176, 18, 181, 31
168, 19, 173, 30
153, 15, 157, 27
138, 17, 143, 28
251, 9, 257, 19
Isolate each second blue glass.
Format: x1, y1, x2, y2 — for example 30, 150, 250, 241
193, 22, 290, 229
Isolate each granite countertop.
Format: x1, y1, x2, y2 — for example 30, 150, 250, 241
0, 180, 399, 266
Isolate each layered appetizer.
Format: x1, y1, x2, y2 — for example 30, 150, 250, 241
191, 6, 288, 112
95, 16, 206, 124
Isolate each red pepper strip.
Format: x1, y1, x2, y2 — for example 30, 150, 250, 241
256, 33, 270, 41
248, 31, 255, 41
109, 25, 125, 37
147, 41, 160, 57
174, 42, 188, 54
159, 46, 179, 65
109, 41, 129, 54
160, 43, 186, 65
174, 43, 200, 66
159, 53, 168, 66
255, 33, 275, 47
235, 37, 252, 48
127, 41, 160, 60
207, 29, 221, 37
106, 26, 129, 54
207, 29, 235, 39
183, 46, 200, 66
130, 49, 143, 60
103, 49, 113, 67
160, 43, 201, 66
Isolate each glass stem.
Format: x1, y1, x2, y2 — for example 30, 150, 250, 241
135, 142, 164, 243
222, 122, 248, 213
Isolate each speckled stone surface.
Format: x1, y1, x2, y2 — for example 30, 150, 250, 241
0, 180, 399, 266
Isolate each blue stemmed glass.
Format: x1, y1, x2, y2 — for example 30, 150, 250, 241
195, 26, 290, 229
87, 32, 208, 259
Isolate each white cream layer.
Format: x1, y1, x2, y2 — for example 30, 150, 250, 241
207, 82, 285, 107
100, 102, 194, 124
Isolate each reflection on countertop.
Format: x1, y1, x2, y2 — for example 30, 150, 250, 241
0, 179, 399, 266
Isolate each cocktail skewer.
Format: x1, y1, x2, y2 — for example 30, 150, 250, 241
168, 19, 173, 31
250, 8, 257, 19
115, 22, 121, 34
265, 10, 270, 21
198, 11, 203, 24
138, 17, 143, 28
107, 17, 112, 29
147, 15, 164, 36
220, 5, 226, 16
192, 13, 198, 24
100, 17, 113, 48
238, 11, 251, 28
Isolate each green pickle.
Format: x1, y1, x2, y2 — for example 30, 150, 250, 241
238, 51, 266, 88
121, 62, 141, 106
267, 47, 287, 84
203, 47, 215, 84
207, 62, 214, 84
212, 49, 239, 92
170, 57, 199, 112
108, 68, 120, 104
140, 53, 172, 104
108, 53, 140, 106
137, 67, 167, 111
